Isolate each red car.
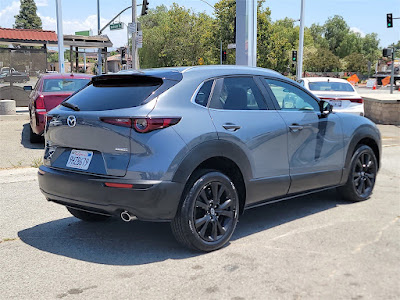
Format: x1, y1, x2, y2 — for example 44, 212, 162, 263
27, 73, 92, 143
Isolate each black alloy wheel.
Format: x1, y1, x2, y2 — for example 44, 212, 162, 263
193, 181, 236, 243
171, 170, 239, 251
338, 145, 378, 202
352, 150, 376, 198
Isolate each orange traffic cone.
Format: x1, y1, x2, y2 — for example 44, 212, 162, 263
372, 83, 376, 90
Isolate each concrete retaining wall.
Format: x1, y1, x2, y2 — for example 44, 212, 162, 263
364, 98, 400, 125
0, 86, 30, 106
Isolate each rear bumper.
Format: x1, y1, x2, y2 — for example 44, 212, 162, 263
32, 112, 46, 135
332, 105, 364, 116
38, 166, 184, 221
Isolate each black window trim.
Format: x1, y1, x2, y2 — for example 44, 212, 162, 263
261, 76, 322, 112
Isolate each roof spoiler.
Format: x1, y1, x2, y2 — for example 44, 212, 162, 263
92, 74, 163, 87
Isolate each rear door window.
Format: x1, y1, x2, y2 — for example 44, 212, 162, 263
65, 76, 162, 111
209, 77, 267, 110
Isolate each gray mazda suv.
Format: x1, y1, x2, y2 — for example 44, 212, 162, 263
38, 66, 381, 251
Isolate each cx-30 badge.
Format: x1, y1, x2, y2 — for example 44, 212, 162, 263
67, 115, 77, 127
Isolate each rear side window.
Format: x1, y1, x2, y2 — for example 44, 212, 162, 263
209, 77, 267, 110
194, 80, 213, 107
65, 76, 162, 111
43, 79, 90, 92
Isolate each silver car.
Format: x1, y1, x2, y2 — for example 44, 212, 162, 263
38, 66, 381, 251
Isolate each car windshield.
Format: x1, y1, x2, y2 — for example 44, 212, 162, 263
308, 81, 355, 92
43, 78, 90, 92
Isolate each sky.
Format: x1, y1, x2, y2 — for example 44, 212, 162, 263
0, 0, 399, 51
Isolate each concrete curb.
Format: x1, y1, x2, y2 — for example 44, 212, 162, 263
0, 114, 29, 121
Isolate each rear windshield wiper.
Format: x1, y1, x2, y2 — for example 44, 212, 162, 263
61, 102, 80, 111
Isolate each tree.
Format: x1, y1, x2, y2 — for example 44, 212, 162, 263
304, 48, 341, 72
323, 15, 349, 57
336, 32, 363, 58
138, 4, 217, 68
343, 53, 368, 73
14, 0, 42, 29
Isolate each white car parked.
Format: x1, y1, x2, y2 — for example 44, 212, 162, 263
300, 77, 364, 116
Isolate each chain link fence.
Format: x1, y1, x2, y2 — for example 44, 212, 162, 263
0, 48, 47, 106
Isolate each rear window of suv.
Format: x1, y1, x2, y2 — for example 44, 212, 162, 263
64, 75, 162, 111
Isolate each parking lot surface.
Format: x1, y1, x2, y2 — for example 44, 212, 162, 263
0, 118, 399, 299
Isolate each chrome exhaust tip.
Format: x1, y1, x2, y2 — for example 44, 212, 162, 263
121, 210, 134, 222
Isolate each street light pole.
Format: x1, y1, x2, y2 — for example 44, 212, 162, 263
132, 0, 137, 69
296, 0, 305, 81
97, 0, 102, 75
55, 0, 64, 73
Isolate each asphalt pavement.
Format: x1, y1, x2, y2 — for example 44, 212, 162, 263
0, 120, 399, 299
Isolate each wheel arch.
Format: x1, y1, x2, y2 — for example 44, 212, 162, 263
340, 125, 381, 185
172, 140, 252, 214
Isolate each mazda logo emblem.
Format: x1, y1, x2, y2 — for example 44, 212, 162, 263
67, 115, 76, 128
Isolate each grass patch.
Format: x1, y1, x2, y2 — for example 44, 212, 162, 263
31, 157, 43, 168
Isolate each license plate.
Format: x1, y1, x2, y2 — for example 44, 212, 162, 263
66, 149, 93, 170
329, 100, 342, 107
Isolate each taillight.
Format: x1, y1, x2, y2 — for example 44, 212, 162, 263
35, 95, 46, 113
349, 98, 363, 103
101, 118, 132, 127
101, 117, 181, 133
133, 118, 181, 133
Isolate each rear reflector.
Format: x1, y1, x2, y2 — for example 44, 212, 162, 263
104, 182, 133, 189
320, 97, 363, 104
101, 117, 181, 133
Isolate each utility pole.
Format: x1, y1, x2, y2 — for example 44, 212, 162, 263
97, 0, 102, 75
55, 0, 65, 73
132, 0, 137, 69
296, 0, 305, 81
390, 48, 395, 94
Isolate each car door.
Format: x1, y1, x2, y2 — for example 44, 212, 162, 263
263, 78, 344, 194
208, 76, 290, 204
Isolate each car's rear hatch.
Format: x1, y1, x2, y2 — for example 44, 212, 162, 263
44, 73, 174, 177
42, 92, 72, 112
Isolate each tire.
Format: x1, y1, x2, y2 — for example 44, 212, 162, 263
29, 125, 43, 143
171, 170, 239, 252
67, 207, 110, 222
337, 145, 378, 202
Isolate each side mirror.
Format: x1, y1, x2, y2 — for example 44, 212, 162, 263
23, 86, 33, 91
320, 100, 333, 116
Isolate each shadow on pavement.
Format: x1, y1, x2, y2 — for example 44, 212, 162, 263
21, 123, 44, 149
18, 189, 348, 266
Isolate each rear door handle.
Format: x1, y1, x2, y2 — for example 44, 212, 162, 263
289, 124, 304, 132
222, 124, 241, 131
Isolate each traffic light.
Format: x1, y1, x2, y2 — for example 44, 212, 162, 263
383, 48, 393, 57
387, 13, 393, 28
141, 0, 149, 16
292, 50, 297, 62
121, 47, 126, 64
222, 50, 227, 63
